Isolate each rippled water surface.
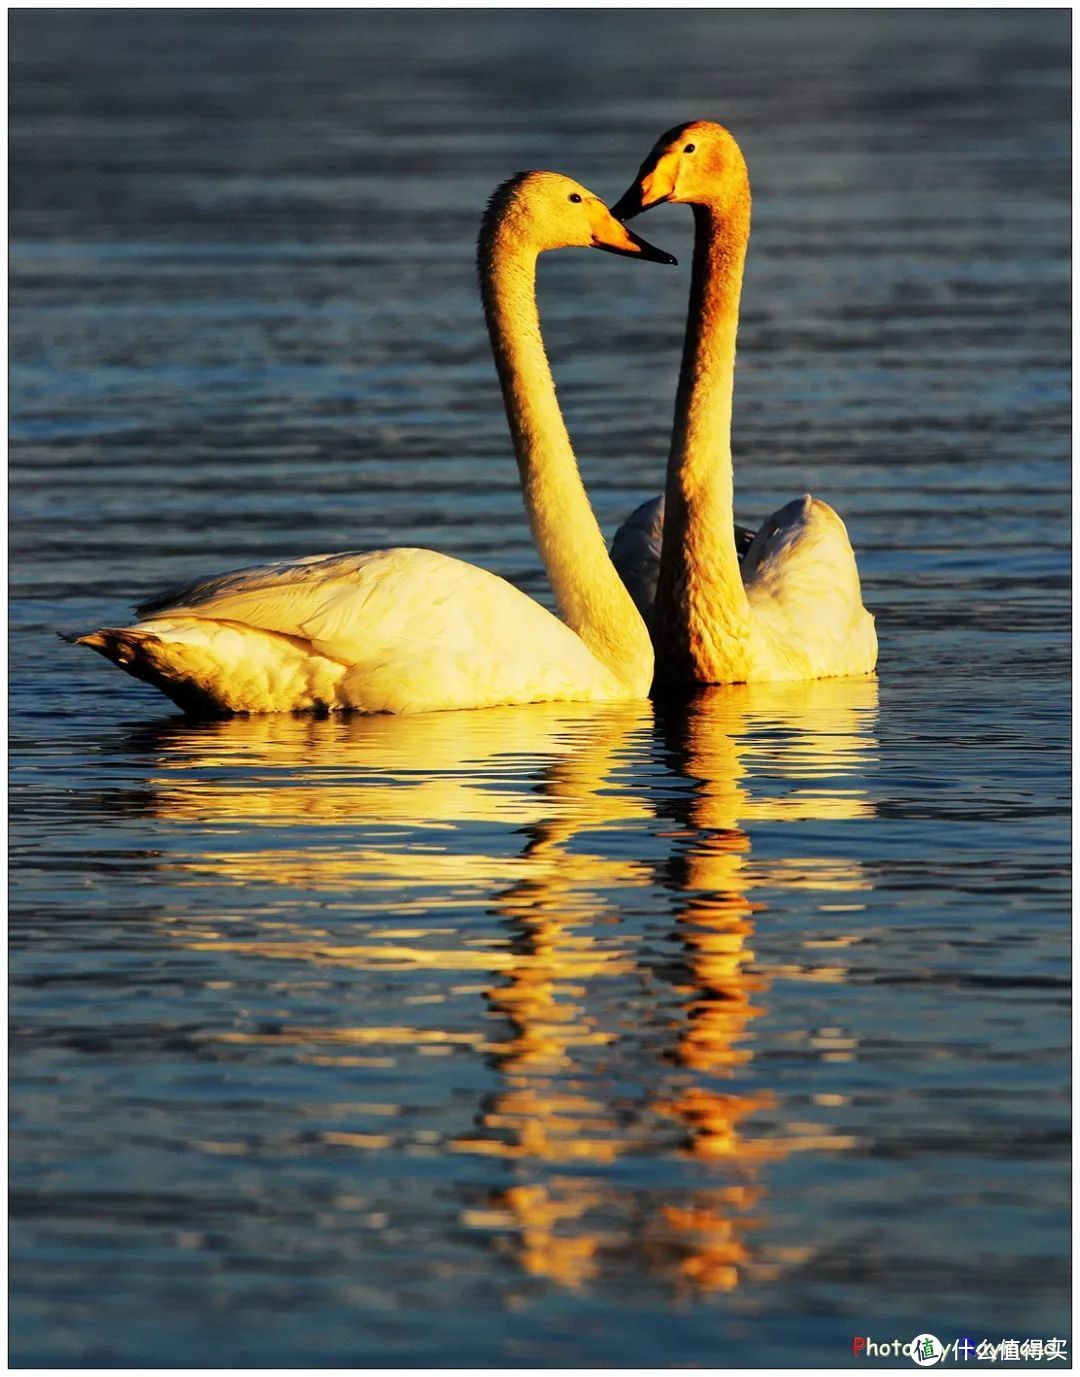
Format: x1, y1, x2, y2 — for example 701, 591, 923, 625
9, 10, 1070, 1367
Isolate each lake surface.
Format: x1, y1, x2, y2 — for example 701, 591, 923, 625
9, 10, 1070, 1368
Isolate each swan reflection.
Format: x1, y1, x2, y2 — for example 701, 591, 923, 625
140, 703, 652, 904
132, 678, 878, 1295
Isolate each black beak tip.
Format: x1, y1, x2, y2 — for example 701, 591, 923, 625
611, 191, 640, 222
625, 226, 677, 267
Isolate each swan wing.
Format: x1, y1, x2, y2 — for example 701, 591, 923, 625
610, 496, 666, 625
135, 549, 387, 628
132, 547, 623, 710
137, 547, 488, 662
743, 497, 878, 679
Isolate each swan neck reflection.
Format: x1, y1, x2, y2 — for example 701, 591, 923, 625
130, 679, 877, 1293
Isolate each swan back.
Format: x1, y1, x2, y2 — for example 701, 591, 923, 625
79, 548, 632, 715
743, 495, 877, 679
742, 494, 860, 598
609, 495, 666, 628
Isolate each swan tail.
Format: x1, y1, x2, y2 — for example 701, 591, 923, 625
71, 625, 231, 715
71, 619, 350, 715
74, 625, 165, 666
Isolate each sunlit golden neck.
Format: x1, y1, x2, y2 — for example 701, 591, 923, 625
478, 222, 653, 693
654, 196, 753, 679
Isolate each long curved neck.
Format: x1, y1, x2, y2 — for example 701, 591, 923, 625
479, 226, 653, 692
655, 197, 752, 682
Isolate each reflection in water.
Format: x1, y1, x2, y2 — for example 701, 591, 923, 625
138, 704, 654, 901
642, 684, 874, 1291
9, 8, 1068, 1360
134, 680, 878, 1296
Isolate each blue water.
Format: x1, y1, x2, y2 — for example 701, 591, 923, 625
9, 9, 1070, 1367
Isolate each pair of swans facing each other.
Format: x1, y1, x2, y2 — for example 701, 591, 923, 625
75, 125, 876, 717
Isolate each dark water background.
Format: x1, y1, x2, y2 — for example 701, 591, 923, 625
9, 9, 1070, 1367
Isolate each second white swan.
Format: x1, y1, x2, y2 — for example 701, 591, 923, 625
611, 121, 877, 685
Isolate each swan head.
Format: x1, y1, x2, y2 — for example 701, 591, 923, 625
481, 171, 677, 264
611, 121, 749, 219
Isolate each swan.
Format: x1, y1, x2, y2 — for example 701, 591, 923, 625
610, 121, 877, 685
72, 172, 676, 716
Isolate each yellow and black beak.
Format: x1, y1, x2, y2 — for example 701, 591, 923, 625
593, 222, 676, 265
610, 184, 649, 222
586, 200, 676, 265
611, 156, 678, 222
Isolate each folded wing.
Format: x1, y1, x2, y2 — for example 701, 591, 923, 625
129, 547, 623, 713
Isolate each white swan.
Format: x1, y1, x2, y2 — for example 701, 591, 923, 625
73, 173, 676, 716
610, 121, 877, 685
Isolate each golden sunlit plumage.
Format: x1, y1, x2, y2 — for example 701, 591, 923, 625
611, 122, 878, 685
73, 174, 671, 715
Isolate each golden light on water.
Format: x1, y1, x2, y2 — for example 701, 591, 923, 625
135, 677, 879, 1294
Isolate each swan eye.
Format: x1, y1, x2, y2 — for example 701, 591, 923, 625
684, 143, 696, 153
568, 192, 582, 203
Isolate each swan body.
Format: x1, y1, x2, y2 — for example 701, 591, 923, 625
75, 173, 676, 716
611, 122, 877, 685
78, 549, 638, 716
